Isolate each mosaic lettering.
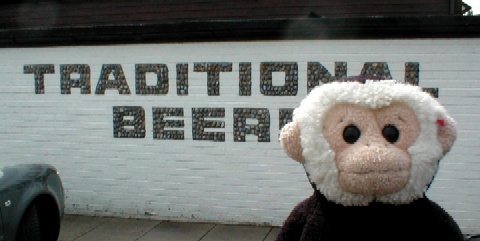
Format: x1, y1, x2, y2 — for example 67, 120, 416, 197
360, 62, 393, 79
260, 62, 298, 96
135, 64, 169, 95
112, 106, 146, 138
192, 108, 225, 142
176, 63, 189, 95
24, 61, 438, 142
24, 64, 55, 94
95, 64, 131, 95
279, 108, 294, 130
194, 62, 233, 96
239, 62, 252, 96
233, 108, 270, 142
307, 62, 347, 93
60, 64, 91, 94
153, 107, 184, 140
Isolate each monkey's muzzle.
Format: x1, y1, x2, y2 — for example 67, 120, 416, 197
336, 145, 412, 195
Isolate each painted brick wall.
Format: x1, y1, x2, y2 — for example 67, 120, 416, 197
0, 39, 479, 234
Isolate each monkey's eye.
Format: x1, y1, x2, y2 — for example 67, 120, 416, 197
382, 124, 400, 143
343, 125, 361, 144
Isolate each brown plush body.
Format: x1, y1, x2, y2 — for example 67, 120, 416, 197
276, 190, 464, 241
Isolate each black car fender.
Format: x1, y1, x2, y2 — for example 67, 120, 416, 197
1, 164, 64, 241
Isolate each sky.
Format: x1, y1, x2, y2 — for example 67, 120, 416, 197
463, 0, 480, 14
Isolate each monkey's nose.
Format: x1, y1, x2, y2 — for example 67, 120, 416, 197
365, 136, 389, 148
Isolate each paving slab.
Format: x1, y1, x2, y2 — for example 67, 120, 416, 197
264, 227, 281, 241
200, 224, 272, 241
74, 217, 159, 241
58, 215, 279, 241
58, 216, 114, 241
138, 222, 215, 241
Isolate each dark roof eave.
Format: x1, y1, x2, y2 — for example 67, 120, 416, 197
1, 16, 480, 47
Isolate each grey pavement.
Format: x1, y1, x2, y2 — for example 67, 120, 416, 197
59, 215, 280, 241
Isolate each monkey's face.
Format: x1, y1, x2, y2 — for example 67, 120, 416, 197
323, 103, 420, 195
280, 81, 457, 206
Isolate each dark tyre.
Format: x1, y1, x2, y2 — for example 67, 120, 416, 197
16, 204, 42, 241
468, 235, 480, 241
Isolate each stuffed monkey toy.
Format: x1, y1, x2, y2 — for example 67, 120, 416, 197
277, 79, 464, 241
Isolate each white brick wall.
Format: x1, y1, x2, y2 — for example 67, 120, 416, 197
0, 39, 479, 234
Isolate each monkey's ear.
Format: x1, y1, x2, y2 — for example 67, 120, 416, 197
437, 116, 457, 155
280, 122, 305, 163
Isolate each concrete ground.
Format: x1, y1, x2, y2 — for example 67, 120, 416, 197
58, 215, 281, 241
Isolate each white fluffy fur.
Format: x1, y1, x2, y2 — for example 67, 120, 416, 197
293, 80, 451, 206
